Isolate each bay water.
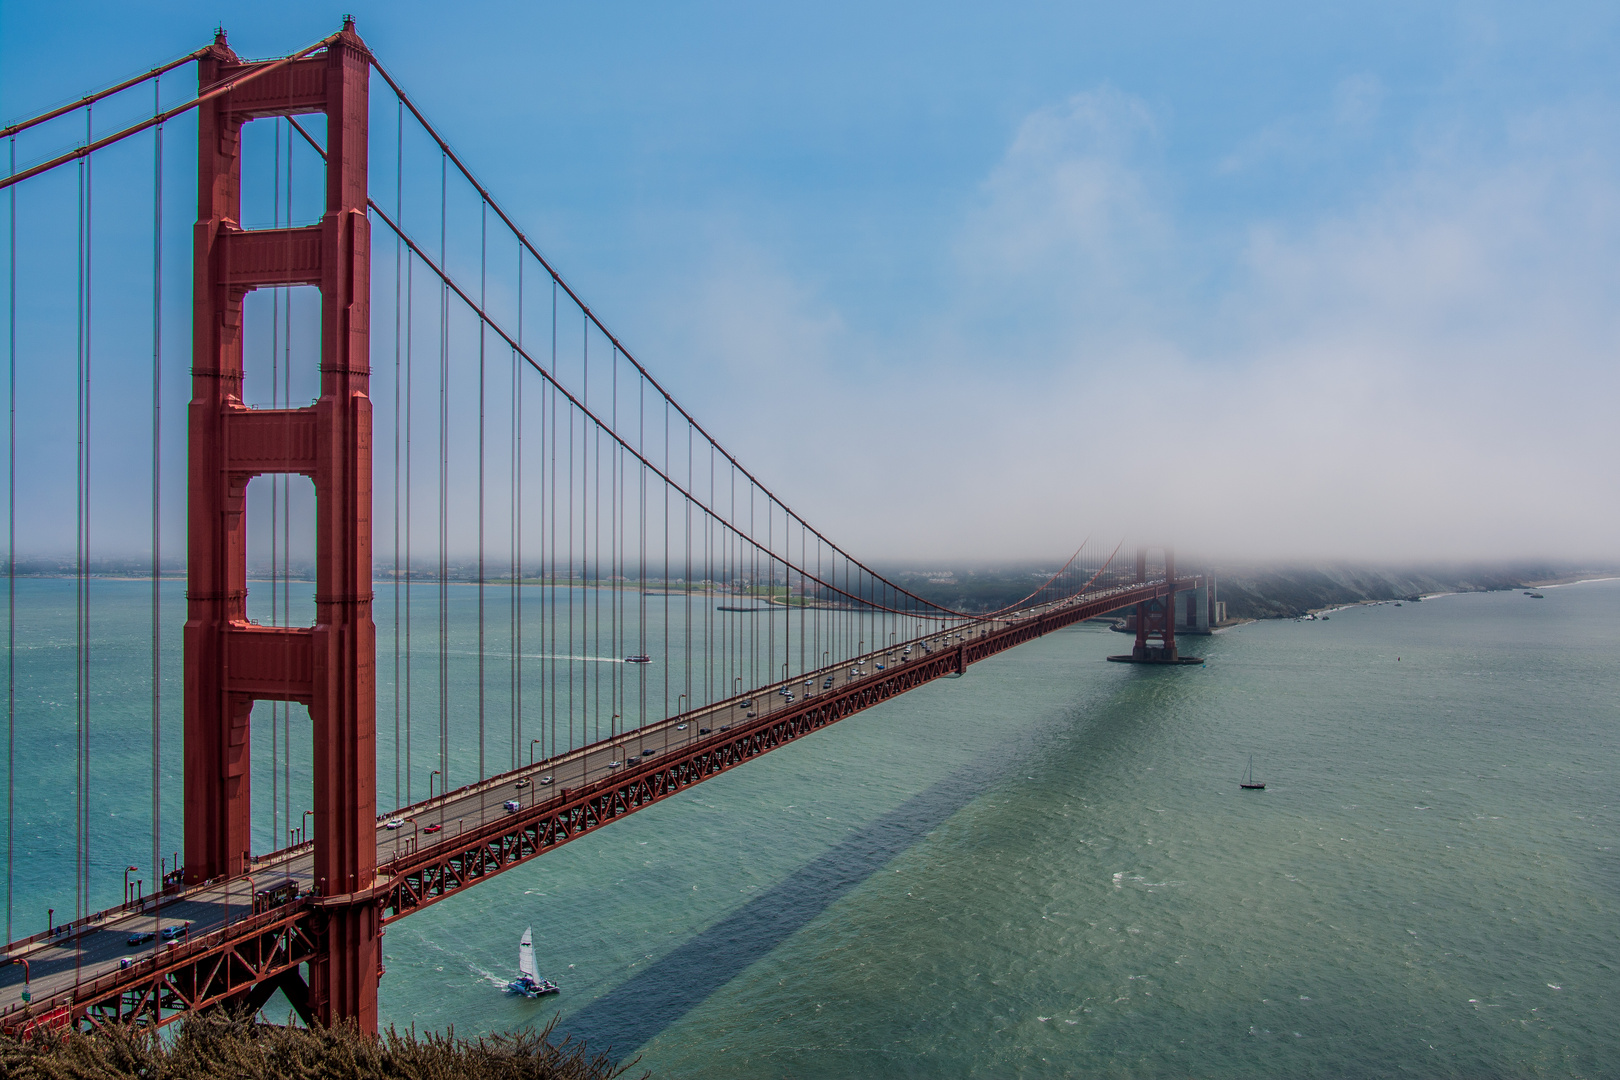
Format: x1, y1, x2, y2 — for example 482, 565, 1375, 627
4, 576, 1616, 1076
386, 578, 1620, 1077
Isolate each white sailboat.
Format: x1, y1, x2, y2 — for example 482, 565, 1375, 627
505, 926, 559, 997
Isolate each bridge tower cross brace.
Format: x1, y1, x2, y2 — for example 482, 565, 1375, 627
184, 22, 378, 1028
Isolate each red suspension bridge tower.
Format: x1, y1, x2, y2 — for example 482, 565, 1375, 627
184, 21, 379, 1026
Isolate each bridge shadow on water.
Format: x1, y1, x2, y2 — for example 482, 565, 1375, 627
559, 758, 996, 1060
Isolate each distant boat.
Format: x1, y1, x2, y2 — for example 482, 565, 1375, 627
1529, 593, 1545, 599
1240, 754, 1266, 790
624, 654, 651, 664
505, 927, 559, 998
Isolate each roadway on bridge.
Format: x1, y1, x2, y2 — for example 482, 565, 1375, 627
0, 622, 997, 1018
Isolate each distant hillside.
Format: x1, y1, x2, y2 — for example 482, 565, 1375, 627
884, 560, 1616, 621
887, 565, 1060, 613
1210, 562, 1612, 620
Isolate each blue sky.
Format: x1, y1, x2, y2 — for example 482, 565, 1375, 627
4, 1, 1619, 563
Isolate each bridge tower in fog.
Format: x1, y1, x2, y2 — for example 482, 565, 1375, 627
1108, 547, 1204, 665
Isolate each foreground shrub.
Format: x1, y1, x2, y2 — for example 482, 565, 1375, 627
0, 1013, 638, 1080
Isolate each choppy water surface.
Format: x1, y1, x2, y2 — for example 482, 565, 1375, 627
375, 580, 1620, 1078
5, 577, 1615, 1076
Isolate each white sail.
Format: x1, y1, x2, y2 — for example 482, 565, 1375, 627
518, 926, 538, 981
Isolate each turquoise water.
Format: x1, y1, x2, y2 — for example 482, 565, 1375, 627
0, 573, 844, 923
4, 577, 1617, 1076
379, 579, 1620, 1078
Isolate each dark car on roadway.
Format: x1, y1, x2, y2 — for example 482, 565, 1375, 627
126, 930, 156, 947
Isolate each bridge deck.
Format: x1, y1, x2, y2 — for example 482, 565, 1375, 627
0, 577, 1195, 1030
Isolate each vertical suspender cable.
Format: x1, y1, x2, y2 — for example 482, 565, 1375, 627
404, 214, 414, 804
477, 201, 486, 783
5, 132, 14, 943
150, 81, 163, 902
592, 334, 601, 744
588, 324, 600, 743
270, 122, 281, 842
637, 378, 645, 731
662, 400, 668, 722
549, 281, 558, 757
610, 348, 618, 736
75, 131, 86, 936
281, 129, 292, 838
438, 151, 448, 785
684, 427, 691, 716
393, 98, 403, 808
76, 101, 95, 933
546, 284, 555, 759
567, 317, 574, 752
85, 113, 94, 923
513, 250, 522, 769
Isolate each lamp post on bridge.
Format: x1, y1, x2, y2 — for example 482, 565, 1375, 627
529, 739, 540, 765
232, 874, 256, 928
123, 865, 139, 907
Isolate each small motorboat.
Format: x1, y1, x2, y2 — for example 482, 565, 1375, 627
506, 927, 559, 998
1240, 754, 1266, 790
1529, 593, 1545, 599
624, 655, 652, 664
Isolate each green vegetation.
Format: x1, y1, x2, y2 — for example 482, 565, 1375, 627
0, 1015, 638, 1080
889, 566, 1056, 613
1209, 561, 1612, 619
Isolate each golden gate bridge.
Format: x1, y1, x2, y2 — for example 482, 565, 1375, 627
0, 21, 1212, 1034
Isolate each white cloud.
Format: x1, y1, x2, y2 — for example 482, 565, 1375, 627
664, 88, 1620, 565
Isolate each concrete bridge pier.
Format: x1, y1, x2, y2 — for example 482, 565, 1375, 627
1107, 547, 1205, 665
1179, 581, 1212, 634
